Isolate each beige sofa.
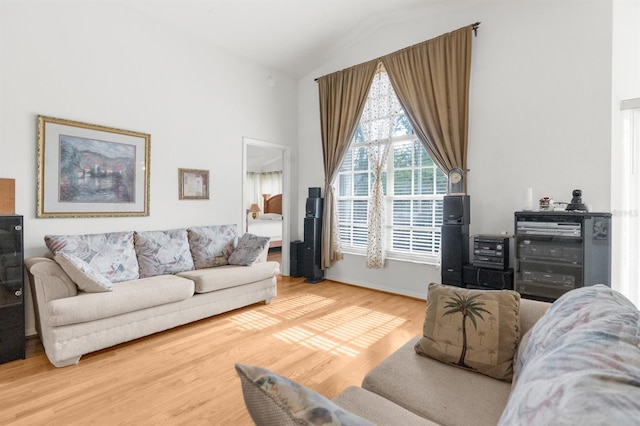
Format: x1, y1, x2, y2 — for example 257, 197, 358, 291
331, 297, 550, 425
26, 225, 279, 368
236, 284, 640, 425
330, 285, 640, 425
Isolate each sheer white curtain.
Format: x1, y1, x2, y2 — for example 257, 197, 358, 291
261, 171, 283, 197
246, 172, 261, 210
246, 171, 283, 212
362, 69, 400, 268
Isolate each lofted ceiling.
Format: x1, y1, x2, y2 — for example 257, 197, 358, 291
127, 0, 459, 78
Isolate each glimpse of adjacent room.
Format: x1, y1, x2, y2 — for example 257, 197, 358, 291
244, 143, 284, 264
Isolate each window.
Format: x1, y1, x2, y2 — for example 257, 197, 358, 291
336, 69, 447, 263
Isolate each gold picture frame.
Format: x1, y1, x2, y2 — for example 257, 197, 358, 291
179, 168, 209, 200
36, 115, 150, 218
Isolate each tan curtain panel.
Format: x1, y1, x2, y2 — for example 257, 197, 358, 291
382, 24, 473, 183
318, 60, 378, 269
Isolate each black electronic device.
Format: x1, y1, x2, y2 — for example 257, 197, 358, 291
441, 195, 471, 287
443, 195, 470, 224
302, 187, 325, 283
289, 240, 303, 277
302, 217, 324, 283
463, 264, 514, 290
308, 187, 321, 198
441, 225, 469, 286
514, 211, 611, 301
472, 235, 509, 270
306, 197, 323, 218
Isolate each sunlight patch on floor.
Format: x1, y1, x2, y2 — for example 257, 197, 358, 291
269, 296, 407, 357
228, 293, 407, 357
228, 310, 281, 330
261, 293, 336, 319
274, 326, 314, 343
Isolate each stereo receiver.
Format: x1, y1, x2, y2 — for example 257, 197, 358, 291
472, 235, 509, 270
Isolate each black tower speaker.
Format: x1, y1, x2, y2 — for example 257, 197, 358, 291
443, 195, 470, 224
441, 195, 470, 287
302, 185, 324, 283
308, 187, 321, 198
306, 198, 323, 218
302, 217, 324, 283
290, 240, 304, 278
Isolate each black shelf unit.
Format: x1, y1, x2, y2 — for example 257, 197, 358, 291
514, 211, 611, 302
0, 215, 25, 364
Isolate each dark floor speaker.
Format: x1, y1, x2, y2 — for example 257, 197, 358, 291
302, 217, 324, 283
301, 245, 324, 283
308, 187, 321, 198
306, 197, 323, 218
290, 240, 303, 277
443, 195, 470, 225
441, 224, 469, 287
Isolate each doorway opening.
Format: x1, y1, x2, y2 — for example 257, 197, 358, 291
242, 137, 290, 275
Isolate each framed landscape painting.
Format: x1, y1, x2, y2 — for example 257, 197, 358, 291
36, 115, 150, 218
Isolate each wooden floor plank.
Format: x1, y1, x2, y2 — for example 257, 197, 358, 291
0, 276, 426, 425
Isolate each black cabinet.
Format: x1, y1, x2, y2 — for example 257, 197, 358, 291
0, 215, 24, 364
514, 211, 611, 302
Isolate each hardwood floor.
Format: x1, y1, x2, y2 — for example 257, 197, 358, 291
0, 276, 427, 425
266, 247, 282, 263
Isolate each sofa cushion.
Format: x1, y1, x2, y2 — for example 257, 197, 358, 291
499, 285, 640, 425
45, 231, 139, 283
187, 225, 238, 269
415, 283, 521, 381
228, 233, 271, 266
333, 386, 438, 425
134, 228, 195, 278
53, 253, 113, 293
235, 363, 374, 426
363, 337, 511, 425
46, 275, 195, 326
177, 262, 279, 294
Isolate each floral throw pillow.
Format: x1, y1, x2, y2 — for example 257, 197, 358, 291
187, 225, 238, 269
414, 283, 521, 381
228, 233, 270, 266
45, 231, 138, 283
235, 363, 373, 426
54, 253, 113, 292
134, 228, 195, 278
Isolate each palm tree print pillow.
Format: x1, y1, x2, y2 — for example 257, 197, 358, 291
415, 283, 521, 382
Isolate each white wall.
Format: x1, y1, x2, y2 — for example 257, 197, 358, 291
0, 1, 298, 334
298, 0, 614, 299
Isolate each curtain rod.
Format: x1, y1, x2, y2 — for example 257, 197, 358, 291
314, 22, 481, 82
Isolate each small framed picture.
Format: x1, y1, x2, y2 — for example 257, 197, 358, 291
179, 168, 209, 200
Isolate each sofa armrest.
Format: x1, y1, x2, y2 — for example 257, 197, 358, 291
25, 257, 78, 303
519, 298, 551, 336
25, 257, 77, 340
